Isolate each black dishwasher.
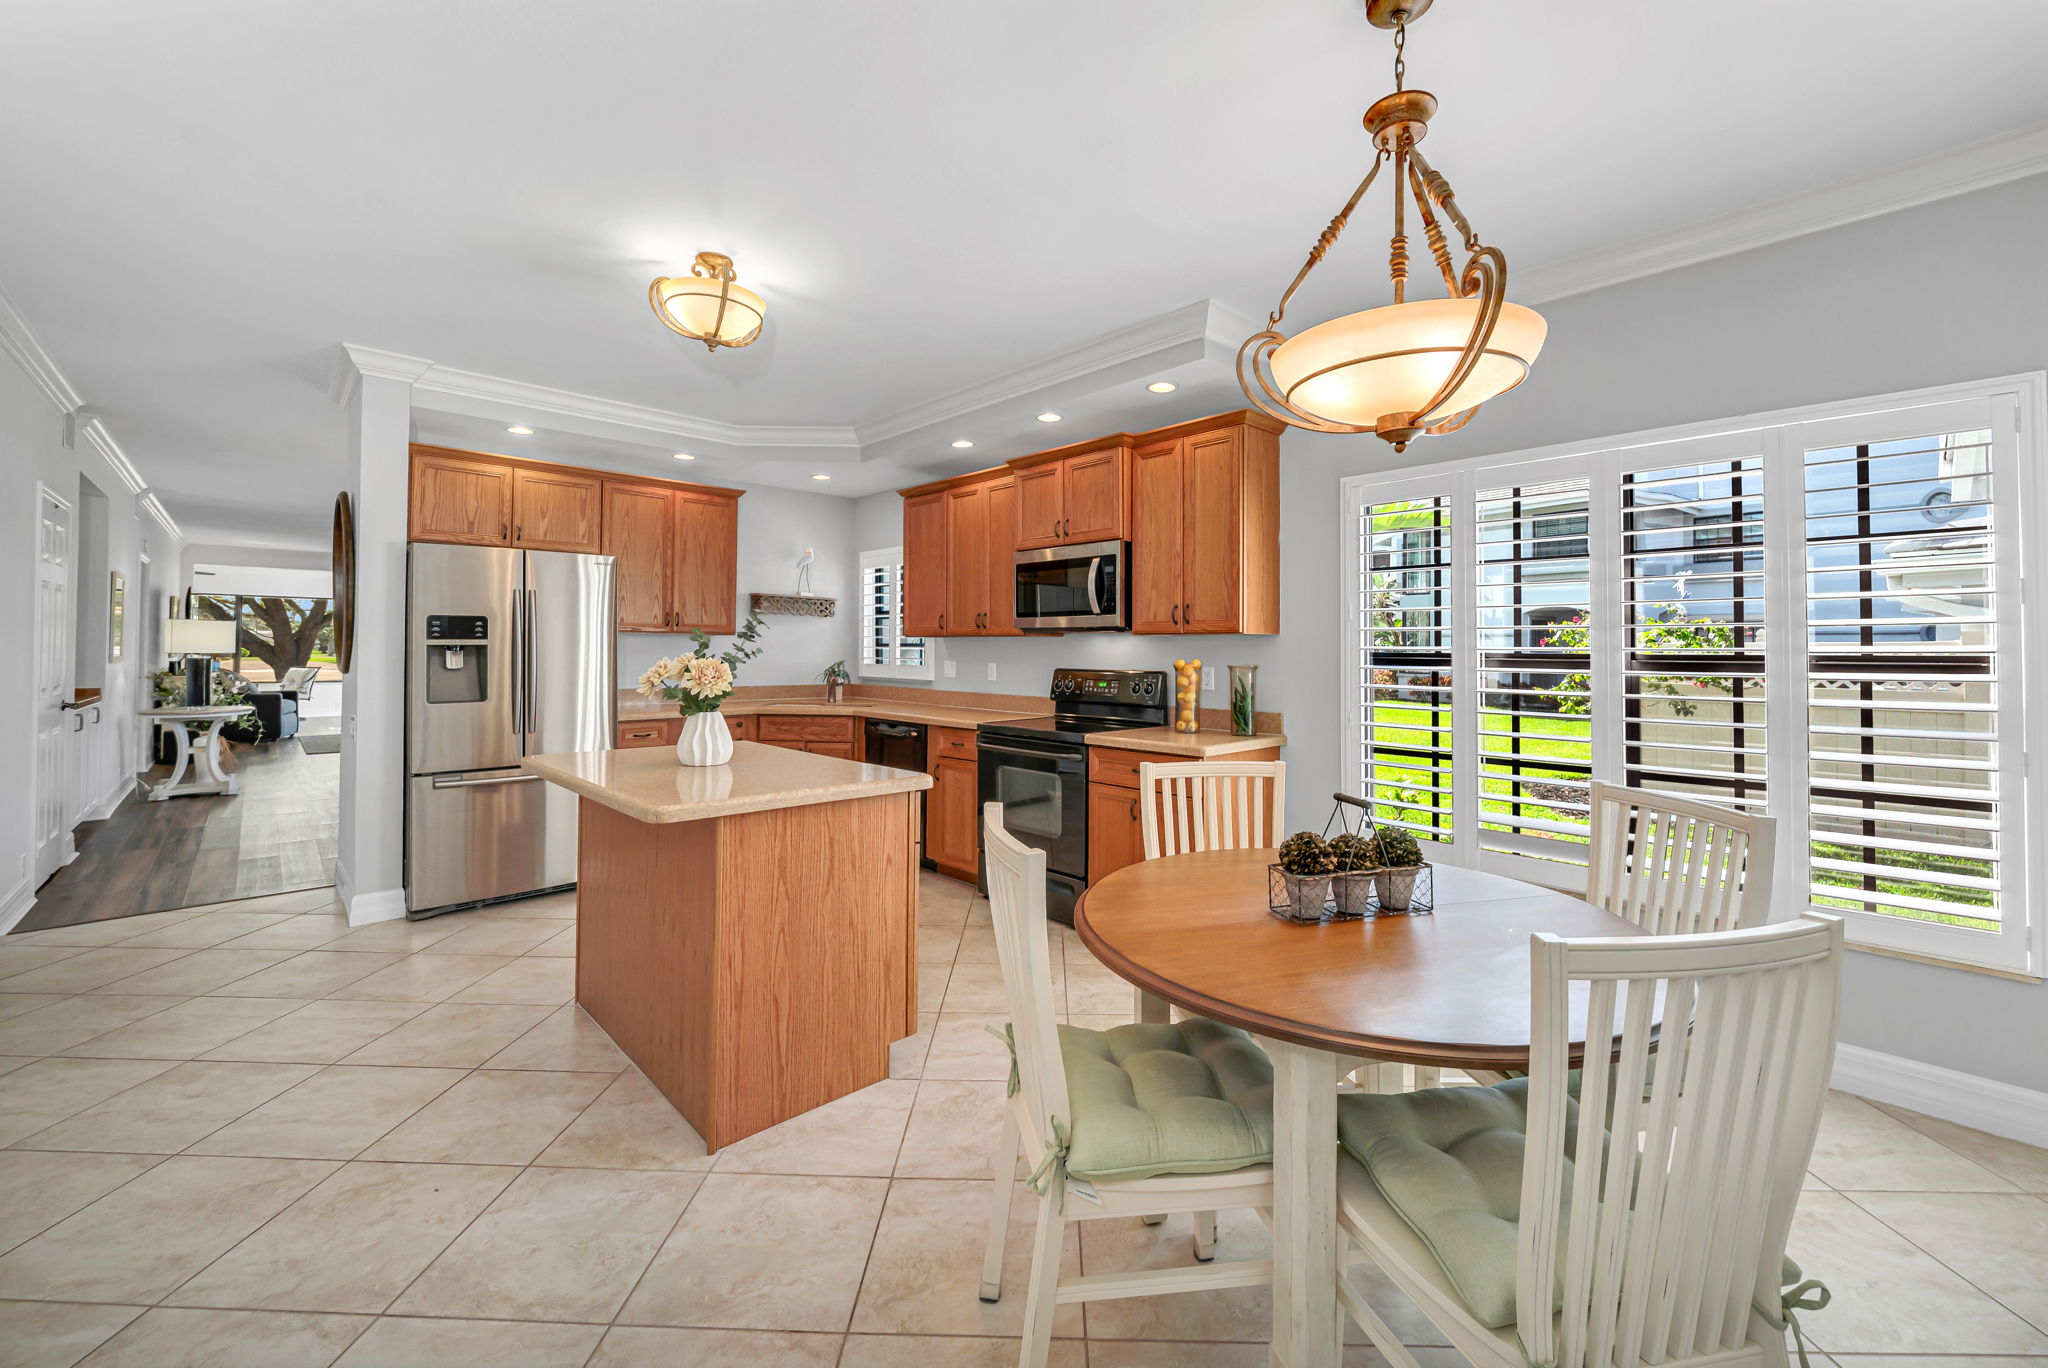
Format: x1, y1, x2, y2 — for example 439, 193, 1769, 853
865, 719, 931, 868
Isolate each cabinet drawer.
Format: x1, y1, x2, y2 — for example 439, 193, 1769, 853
757, 714, 856, 743
617, 720, 674, 748
726, 714, 754, 742
805, 740, 859, 761
930, 727, 978, 765
1088, 746, 1148, 790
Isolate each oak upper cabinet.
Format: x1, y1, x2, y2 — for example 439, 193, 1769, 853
984, 477, 1019, 635
511, 467, 602, 553
903, 491, 948, 638
602, 482, 672, 631
672, 492, 737, 634
946, 481, 990, 635
411, 451, 513, 545
1013, 444, 1128, 549
1130, 415, 1281, 635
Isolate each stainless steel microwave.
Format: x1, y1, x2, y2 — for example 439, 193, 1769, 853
1014, 540, 1127, 631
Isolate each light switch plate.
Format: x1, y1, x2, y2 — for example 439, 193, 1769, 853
1201, 666, 1216, 694
943, 660, 957, 679
986, 663, 998, 681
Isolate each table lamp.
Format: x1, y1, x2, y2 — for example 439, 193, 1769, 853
164, 618, 239, 706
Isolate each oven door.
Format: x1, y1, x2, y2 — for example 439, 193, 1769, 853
1014, 540, 1126, 631
977, 733, 1088, 923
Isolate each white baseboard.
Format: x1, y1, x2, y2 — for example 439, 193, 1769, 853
346, 886, 407, 927
0, 877, 33, 935
334, 859, 354, 909
1832, 1042, 2048, 1150
84, 775, 132, 823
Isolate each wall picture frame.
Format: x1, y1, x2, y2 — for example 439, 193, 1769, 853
108, 570, 126, 661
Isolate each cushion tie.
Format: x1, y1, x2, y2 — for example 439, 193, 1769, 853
1756, 1278, 1831, 1368
1027, 1114, 1074, 1212
985, 1022, 1020, 1098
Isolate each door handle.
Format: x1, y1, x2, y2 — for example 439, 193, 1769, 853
1129, 798, 1138, 820
1185, 602, 1192, 627
89, 705, 101, 724
1171, 603, 1179, 625
431, 772, 540, 788
515, 524, 523, 542
525, 588, 540, 736
1085, 557, 1103, 616
73, 713, 85, 731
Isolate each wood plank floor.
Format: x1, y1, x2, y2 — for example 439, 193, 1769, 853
18, 737, 338, 933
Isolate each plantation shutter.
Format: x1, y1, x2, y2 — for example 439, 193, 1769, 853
1360, 494, 1456, 843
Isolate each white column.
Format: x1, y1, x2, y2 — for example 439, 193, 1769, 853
1266, 1035, 1342, 1368
334, 345, 432, 925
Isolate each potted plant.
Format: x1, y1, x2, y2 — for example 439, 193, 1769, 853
821, 659, 850, 704
1328, 830, 1380, 917
634, 610, 767, 766
1369, 827, 1428, 912
1270, 831, 1338, 922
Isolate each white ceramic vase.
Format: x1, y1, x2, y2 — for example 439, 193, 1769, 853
675, 711, 734, 766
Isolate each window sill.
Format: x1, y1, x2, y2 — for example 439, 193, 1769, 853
1845, 940, 2043, 984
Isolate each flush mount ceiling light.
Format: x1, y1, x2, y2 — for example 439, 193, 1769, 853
1036, 413, 1062, 423
1238, 0, 1545, 452
1147, 382, 1177, 393
506, 426, 534, 435
649, 251, 766, 352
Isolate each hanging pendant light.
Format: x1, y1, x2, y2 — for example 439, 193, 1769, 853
1239, 0, 1544, 451
649, 251, 766, 352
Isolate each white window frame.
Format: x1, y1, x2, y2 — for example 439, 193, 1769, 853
857, 547, 933, 681
1340, 372, 2048, 976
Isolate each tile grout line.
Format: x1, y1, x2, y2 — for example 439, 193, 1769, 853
1831, 1187, 2048, 1340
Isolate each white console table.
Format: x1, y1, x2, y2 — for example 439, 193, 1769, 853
140, 705, 253, 801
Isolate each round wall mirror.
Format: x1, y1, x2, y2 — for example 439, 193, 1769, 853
332, 491, 356, 675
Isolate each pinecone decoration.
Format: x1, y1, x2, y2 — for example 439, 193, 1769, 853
1277, 831, 1337, 877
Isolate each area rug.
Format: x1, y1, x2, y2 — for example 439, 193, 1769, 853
298, 733, 343, 754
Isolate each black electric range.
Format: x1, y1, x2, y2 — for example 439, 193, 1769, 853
977, 668, 1168, 924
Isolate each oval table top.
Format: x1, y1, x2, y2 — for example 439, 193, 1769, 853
1075, 848, 1647, 1070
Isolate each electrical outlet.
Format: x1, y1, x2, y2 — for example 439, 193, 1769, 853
1201, 666, 1216, 694
943, 660, 957, 679
986, 663, 998, 682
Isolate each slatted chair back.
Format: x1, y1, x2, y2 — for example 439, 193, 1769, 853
1586, 782, 1777, 934
1139, 761, 1287, 860
1515, 915, 1842, 1368
982, 803, 1070, 1137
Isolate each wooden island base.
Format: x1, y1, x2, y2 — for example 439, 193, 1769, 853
573, 791, 920, 1150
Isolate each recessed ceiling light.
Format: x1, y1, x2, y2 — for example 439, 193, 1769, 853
1036, 412, 1062, 423
811, 474, 831, 481
951, 439, 975, 449
506, 426, 534, 435
672, 452, 696, 460
1147, 381, 1177, 393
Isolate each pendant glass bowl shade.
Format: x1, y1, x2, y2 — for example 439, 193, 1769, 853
649, 267, 765, 350
1266, 297, 1547, 432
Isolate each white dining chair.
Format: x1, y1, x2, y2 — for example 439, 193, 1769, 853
1586, 781, 1777, 935
1130, 760, 1286, 1026
979, 804, 1279, 1368
1333, 915, 1843, 1368
1466, 783, 1780, 1090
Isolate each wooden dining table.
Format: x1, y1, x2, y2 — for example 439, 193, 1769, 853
1076, 847, 1648, 1368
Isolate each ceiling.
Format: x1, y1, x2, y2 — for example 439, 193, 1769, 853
5, 0, 2046, 547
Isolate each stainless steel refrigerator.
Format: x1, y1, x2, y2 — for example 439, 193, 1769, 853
404, 544, 616, 917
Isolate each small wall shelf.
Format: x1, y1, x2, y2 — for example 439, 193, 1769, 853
750, 593, 837, 618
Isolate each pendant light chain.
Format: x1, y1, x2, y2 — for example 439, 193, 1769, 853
1392, 11, 1407, 90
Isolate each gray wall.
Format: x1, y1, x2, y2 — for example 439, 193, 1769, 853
851, 172, 2048, 1093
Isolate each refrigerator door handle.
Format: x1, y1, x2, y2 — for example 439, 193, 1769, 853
523, 586, 540, 738
431, 772, 541, 788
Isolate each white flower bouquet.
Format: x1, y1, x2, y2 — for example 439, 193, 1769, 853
634, 610, 768, 717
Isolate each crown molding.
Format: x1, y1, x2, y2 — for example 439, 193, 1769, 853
1519, 122, 2048, 305
0, 283, 85, 414
408, 362, 857, 449
76, 415, 147, 495
141, 491, 182, 542
330, 344, 437, 407
856, 299, 1243, 445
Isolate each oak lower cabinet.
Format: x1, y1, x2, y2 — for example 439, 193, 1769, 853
1131, 416, 1281, 635
756, 715, 857, 759
618, 718, 678, 748
926, 755, 979, 879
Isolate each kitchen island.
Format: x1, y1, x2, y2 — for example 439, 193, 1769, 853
523, 740, 932, 1149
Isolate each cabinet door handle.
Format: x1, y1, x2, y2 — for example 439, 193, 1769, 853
515, 524, 522, 542
1185, 602, 1192, 626
1129, 798, 1138, 820
501, 522, 510, 539
1171, 603, 1179, 625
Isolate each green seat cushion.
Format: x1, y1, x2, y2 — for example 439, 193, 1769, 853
1337, 1078, 1570, 1329
1057, 1019, 1274, 1183
1338, 1081, 1806, 1331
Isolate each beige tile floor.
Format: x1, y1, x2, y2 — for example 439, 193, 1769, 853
1, 873, 2045, 1366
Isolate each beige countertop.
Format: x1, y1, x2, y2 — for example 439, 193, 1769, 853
617, 691, 1046, 730
1085, 726, 1289, 758
524, 741, 932, 824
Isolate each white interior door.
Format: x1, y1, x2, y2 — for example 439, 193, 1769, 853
33, 487, 75, 885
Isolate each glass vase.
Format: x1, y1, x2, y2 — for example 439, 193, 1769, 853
1228, 665, 1258, 736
